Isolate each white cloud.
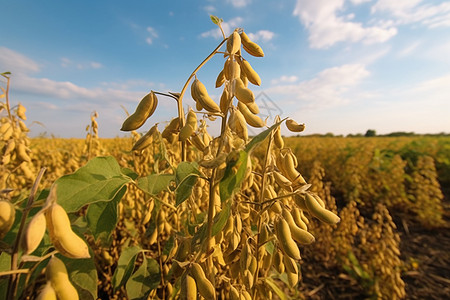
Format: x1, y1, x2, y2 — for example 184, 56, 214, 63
60, 57, 103, 69
271, 75, 298, 85
200, 17, 243, 39
371, 0, 450, 28
227, 0, 251, 8
146, 26, 159, 45
293, 0, 397, 48
0, 47, 40, 74
203, 5, 216, 13
350, 0, 372, 4
397, 40, 421, 57
266, 64, 370, 109
247, 30, 275, 42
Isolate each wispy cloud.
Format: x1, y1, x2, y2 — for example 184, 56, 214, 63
266, 64, 370, 110
60, 57, 103, 69
203, 5, 216, 13
200, 17, 243, 39
0, 46, 40, 74
371, 0, 450, 28
227, 0, 252, 8
293, 0, 397, 48
146, 26, 159, 45
271, 75, 299, 85
247, 30, 275, 42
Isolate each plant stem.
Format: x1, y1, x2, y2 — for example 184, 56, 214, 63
252, 128, 275, 299
6, 167, 46, 300
176, 38, 227, 162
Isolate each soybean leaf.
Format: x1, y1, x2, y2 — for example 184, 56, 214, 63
126, 257, 160, 300
62, 255, 98, 300
86, 185, 127, 244
112, 246, 142, 291
137, 174, 175, 195
219, 151, 248, 203
175, 162, 200, 184
266, 277, 288, 300
121, 167, 139, 180
211, 199, 231, 236
175, 174, 198, 206
245, 121, 283, 153
56, 156, 131, 212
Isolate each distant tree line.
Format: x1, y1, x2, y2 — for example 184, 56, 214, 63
291, 130, 450, 138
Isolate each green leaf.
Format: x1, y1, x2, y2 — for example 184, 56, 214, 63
211, 199, 231, 236
62, 255, 98, 300
219, 151, 248, 203
175, 174, 199, 206
174, 162, 200, 206
86, 185, 127, 244
266, 277, 288, 300
137, 174, 175, 195
126, 257, 160, 300
175, 162, 200, 184
245, 121, 283, 153
112, 246, 142, 291
121, 167, 139, 180
56, 156, 131, 212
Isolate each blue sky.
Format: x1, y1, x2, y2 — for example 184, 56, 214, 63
1, 0, 449, 138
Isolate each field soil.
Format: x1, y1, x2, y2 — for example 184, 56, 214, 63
299, 192, 450, 299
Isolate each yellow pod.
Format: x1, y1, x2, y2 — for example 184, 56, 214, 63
240, 72, 249, 88
273, 125, 284, 149
17, 143, 31, 162
219, 86, 232, 114
186, 107, 198, 131
190, 132, 206, 151
285, 119, 305, 133
179, 124, 195, 142
291, 207, 308, 231
227, 30, 241, 55
273, 171, 292, 191
161, 117, 180, 140
17, 103, 27, 120
36, 281, 57, 300
215, 69, 226, 88
132, 124, 158, 151
237, 102, 265, 128
45, 256, 79, 300
246, 101, 259, 114
192, 79, 221, 113
45, 203, 90, 259
240, 32, 264, 57
241, 290, 252, 300
224, 58, 232, 80
21, 211, 47, 255
240, 58, 261, 86
0, 200, 15, 239
282, 208, 315, 245
181, 274, 197, 300
275, 217, 301, 260
240, 239, 252, 271
229, 285, 240, 300
190, 263, 216, 300
273, 251, 284, 274
121, 91, 158, 131
229, 59, 241, 80
4, 139, 15, 155
234, 78, 255, 105
242, 269, 254, 289
305, 193, 340, 224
